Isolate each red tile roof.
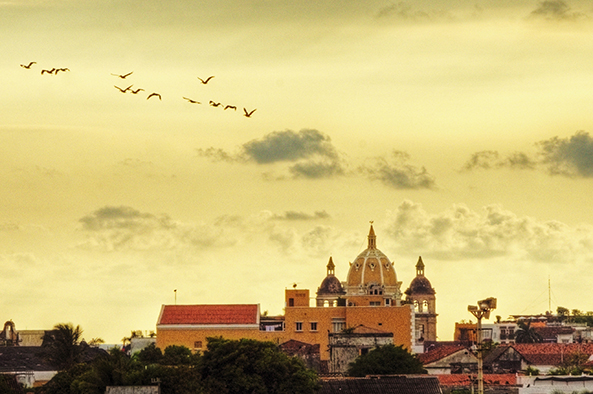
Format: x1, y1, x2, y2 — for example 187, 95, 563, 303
511, 343, 593, 366
418, 345, 470, 365
437, 374, 516, 386
157, 304, 259, 325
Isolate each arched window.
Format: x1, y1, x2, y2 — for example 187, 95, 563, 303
413, 300, 419, 312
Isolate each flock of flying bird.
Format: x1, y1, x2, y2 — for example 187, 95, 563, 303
20, 62, 257, 118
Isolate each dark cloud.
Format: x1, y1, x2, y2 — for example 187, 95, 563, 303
359, 151, 436, 190
462, 150, 536, 171
242, 129, 339, 164
79, 206, 171, 232
272, 210, 331, 221
197, 129, 346, 179
538, 131, 593, 177
528, 0, 586, 20
376, 2, 431, 20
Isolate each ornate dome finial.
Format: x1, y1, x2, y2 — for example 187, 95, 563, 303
327, 256, 335, 276
416, 256, 425, 276
368, 221, 376, 249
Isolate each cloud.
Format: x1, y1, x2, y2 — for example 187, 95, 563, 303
462, 131, 593, 177
376, 2, 432, 20
359, 151, 436, 190
78, 206, 235, 252
271, 210, 331, 221
384, 200, 593, 262
197, 129, 346, 179
462, 150, 536, 171
538, 131, 593, 177
242, 129, 339, 164
528, 0, 587, 21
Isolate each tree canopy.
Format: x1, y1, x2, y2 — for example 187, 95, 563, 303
347, 344, 426, 377
514, 321, 543, 343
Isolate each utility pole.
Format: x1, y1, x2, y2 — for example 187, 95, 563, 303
468, 298, 497, 394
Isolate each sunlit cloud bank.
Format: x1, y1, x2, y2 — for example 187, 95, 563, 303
384, 200, 593, 263
462, 131, 593, 178
198, 129, 436, 189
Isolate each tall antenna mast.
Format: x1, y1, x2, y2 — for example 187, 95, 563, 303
548, 277, 551, 313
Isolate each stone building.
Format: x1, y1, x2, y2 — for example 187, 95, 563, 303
405, 257, 438, 343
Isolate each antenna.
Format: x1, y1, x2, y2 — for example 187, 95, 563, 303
548, 277, 551, 313
174, 289, 177, 305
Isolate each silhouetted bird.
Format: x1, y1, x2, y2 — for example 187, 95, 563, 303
55, 68, 70, 74
114, 85, 133, 93
130, 88, 145, 94
224, 105, 237, 111
112, 71, 133, 79
183, 97, 200, 104
41, 68, 56, 75
209, 101, 223, 107
147, 93, 162, 100
243, 108, 256, 117
198, 76, 214, 84
20, 62, 36, 69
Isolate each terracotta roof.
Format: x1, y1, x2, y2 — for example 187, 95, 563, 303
319, 376, 442, 394
418, 345, 469, 365
511, 343, 593, 366
437, 374, 516, 386
157, 304, 259, 325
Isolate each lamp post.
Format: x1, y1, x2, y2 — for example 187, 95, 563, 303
468, 297, 497, 394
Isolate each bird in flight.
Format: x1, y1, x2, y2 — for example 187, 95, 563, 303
243, 108, 256, 117
224, 105, 237, 111
114, 84, 133, 93
198, 76, 214, 84
183, 97, 200, 104
41, 68, 56, 75
112, 71, 133, 79
55, 68, 70, 74
209, 101, 223, 107
147, 92, 162, 100
20, 62, 36, 69
129, 88, 145, 94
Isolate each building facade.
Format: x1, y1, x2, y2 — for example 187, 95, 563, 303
156, 224, 437, 368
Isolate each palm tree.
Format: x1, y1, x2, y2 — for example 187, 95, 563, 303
41, 323, 84, 370
514, 320, 543, 343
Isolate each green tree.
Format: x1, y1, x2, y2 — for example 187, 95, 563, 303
41, 323, 85, 370
162, 345, 199, 365
347, 344, 426, 377
136, 342, 163, 365
200, 337, 319, 394
514, 321, 543, 343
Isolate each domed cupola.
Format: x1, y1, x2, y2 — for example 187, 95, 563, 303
405, 256, 435, 296
316, 257, 346, 307
344, 223, 402, 304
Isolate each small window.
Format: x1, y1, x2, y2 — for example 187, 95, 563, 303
385, 299, 391, 306
289, 298, 294, 307
370, 301, 380, 306
296, 322, 303, 331
310, 322, 318, 331
194, 341, 202, 349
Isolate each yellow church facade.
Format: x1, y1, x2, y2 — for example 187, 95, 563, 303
156, 225, 435, 362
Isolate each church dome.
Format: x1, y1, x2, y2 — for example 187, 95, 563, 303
318, 275, 345, 295
317, 257, 346, 296
345, 225, 399, 291
404, 256, 435, 295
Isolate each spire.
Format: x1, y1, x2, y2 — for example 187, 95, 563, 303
416, 256, 425, 276
368, 221, 376, 249
327, 256, 335, 276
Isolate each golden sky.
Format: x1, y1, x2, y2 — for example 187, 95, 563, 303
3, 0, 593, 344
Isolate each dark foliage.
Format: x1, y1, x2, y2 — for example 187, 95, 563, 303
347, 344, 426, 377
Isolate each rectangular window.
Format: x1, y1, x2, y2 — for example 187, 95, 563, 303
295, 322, 303, 331
370, 301, 381, 306
385, 299, 391, 306
332, 319, 346, 333
288, 298, 295, 307
194, 341, 202, 349
310, 322, 318, 331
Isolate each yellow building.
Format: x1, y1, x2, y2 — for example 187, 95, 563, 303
156, 224, 435, 364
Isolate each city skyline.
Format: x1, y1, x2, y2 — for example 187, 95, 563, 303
2, 0, 593, 343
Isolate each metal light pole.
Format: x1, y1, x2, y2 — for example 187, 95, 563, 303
468, 298, 497, 394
